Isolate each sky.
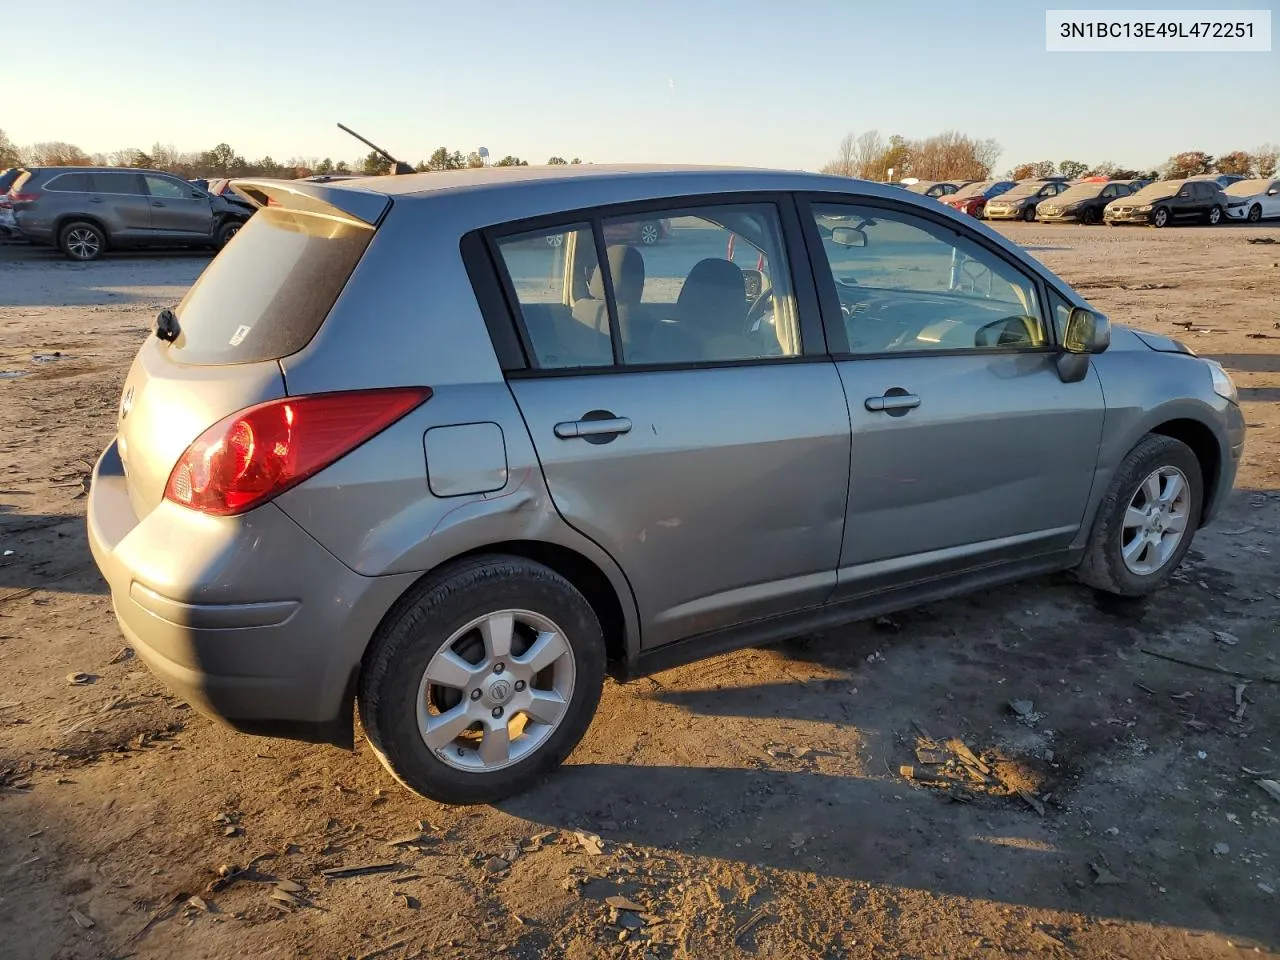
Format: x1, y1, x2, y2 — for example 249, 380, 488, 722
5, 0, 1277, 174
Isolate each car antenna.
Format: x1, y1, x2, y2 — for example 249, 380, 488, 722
336, 123, 414, 175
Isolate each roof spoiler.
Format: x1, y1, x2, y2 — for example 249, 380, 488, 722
227, 179, 391, 227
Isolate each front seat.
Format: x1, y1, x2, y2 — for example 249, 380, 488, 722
570, 244, 650, 359
674, 258, 751, 361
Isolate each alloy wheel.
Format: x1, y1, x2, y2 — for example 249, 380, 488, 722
1120, 466, 1190, 576
67, 228, 101, 259
417, 609, 575, 773
639, 222, 660, 245
1208, 206, 1222, 225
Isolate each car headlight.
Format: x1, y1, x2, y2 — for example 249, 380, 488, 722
1137, 204, 1153, 212
1205, 359, 1238, 402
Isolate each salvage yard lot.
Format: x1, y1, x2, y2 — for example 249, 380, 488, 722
1, 224, 1279, 960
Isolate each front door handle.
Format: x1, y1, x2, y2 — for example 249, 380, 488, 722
151, 201, 166, 207
88, 197, 104, 204
865, 393, 921, 412
554, 416, 632, 440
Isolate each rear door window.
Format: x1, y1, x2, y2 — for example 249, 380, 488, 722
169, 208, 375, 365
92, 171, 144, 194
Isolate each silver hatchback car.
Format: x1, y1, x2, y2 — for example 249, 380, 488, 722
87, 166, 1245, 804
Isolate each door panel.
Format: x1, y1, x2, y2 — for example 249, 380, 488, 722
89, 171, 152, 240
143, 175, 214, 238
510, 366, 851, 647
833, 353, 1104, 594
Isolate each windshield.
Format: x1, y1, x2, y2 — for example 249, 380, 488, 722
995, 182, 1043, 200
1224, 178, 1272, 196
951, 181, 992, 199
1127, 181, 1181, 202
1051, 183, 1107, 203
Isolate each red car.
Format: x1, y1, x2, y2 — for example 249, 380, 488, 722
940, 179, 1017, 218
547, 218, 670, 247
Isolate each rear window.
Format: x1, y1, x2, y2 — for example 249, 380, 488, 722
46, 171, 94, 192
170, 208, 374, 365
93, 171, 143, 194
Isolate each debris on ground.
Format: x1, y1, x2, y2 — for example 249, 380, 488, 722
1213, 842, 1230, 856
573, 831, 604, 856
321, 863, 401, 880
1214, 630, 1240, 646
68, 907, 94, 929
899, 733, 1051, 813
65, 672, 96, 686
1009, 699, 1035, 718
1257, 780, 1280, 804
1089, 862, 1123, 885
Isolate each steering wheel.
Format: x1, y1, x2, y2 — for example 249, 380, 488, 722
744, 286, 774, 333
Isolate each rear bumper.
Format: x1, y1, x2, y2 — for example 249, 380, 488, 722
87, 439, 418, 746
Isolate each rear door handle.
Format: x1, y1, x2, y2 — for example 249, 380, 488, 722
865, 393, 921, 412
88, 197, 103, 204
554, 416, 632, 440
151, 201, 166, 207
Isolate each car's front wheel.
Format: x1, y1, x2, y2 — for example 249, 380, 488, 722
359, 555, 606, 804
1152, 207, 1171, 228
638, 221, 661, 245
1207, 205, 1223, 225
1076, 434, 1203, 597
58, 221, 106, 261
215, 220, 243, 249
1248, 204, 1262, 223
1022, 206, 1036, 222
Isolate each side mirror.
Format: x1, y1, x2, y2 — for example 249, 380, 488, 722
1058, 307, 1109, 382
830, 226, 868, 248
1269, 187, 1280, 196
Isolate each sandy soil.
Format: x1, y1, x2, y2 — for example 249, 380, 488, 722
1, 224, 1279, 960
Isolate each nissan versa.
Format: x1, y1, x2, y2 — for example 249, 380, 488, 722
87, 166, 1246, 804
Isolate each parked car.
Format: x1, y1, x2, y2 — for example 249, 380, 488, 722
1188, 173, 1247, 188
189, 178, 210, 192
0, 167, 27, 236
6, 167, 253, 260
547, 217, 671, 247
1115, 178, 1152, 193
1104, 178, 1228, 227
902, 180, 973, 198
86, 166, 1244, 804
1036, 180, 1134, 224
982, 179, 1072, 221
939, 179, 1016, 218
1221, 177, 1280, 222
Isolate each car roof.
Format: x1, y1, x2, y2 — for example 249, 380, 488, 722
28, 166, 178, 177
304, 164, 884, 198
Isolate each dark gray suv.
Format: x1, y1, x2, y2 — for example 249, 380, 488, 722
8, 167, 251, 260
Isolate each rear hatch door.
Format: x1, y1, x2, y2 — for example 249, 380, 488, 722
116, 180, 389, 518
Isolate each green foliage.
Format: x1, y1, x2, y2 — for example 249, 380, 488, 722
361, 151, 389, 176
494, 155, 528, 167
1215, 150, 1252, 176
1163, 151, 1213, 178
547, 156, 567, 165
1058, 160, 1089, 179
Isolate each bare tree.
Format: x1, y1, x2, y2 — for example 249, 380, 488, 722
0, 128, 19, 168
1252, 143, 1278, 178
821, 132, 859, 177
23, 142, 91, 166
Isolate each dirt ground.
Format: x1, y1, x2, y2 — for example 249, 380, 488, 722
1, 222, 1279, 960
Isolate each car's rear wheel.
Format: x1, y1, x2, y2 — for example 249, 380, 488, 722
1152, 207, 1170, 228
1022, 206, 1036, 222
358, 555, 606, 804
545, 233, 565, 248
639, 221, 661, 245
1207, 205, 1222, 225
215, 220, 243, 249
1076, 434, 1203, 597
1248, 204, 1262, 223
58, 221, 105, 261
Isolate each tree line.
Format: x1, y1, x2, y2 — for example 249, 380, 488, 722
822, 128, 1279, 183
0, 130, 582, 179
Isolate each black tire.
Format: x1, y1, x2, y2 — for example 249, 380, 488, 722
1076, 434, 1203, 597
358, 555, 606, 805
1247, 204, 1262, 224
215, 219, 243, 249
1206, 205, 1222, 226
58, 221, 106, 261
1080, 206, 1098, 225
1151, 207, 1170, 228
1022, 205, 1036, 222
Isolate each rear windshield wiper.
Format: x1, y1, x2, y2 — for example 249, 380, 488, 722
155, 308, 181, 343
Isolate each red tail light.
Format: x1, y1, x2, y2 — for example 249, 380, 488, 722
164, 387, 431, 516
7, 191, 40, 203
